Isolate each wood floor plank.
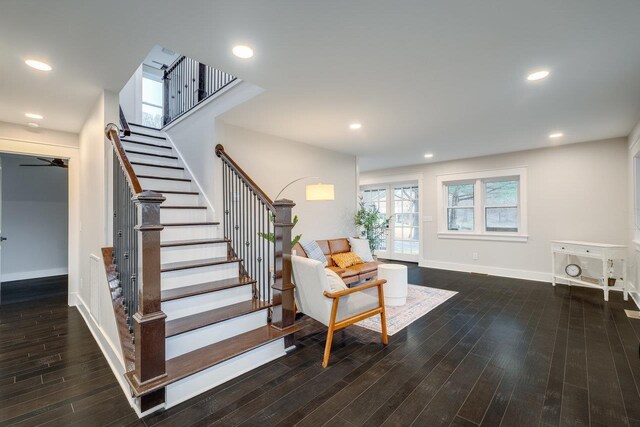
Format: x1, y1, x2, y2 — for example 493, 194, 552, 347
2, 264, 639, 426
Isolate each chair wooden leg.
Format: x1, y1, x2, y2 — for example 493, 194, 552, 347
322, 298, 340, 368
378, 283, 388, 345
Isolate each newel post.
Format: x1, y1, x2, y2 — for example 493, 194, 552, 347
132, 191, 167, 389
271, 199, 296, 347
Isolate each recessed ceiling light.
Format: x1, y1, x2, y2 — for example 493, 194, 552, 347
25, 59, 52, 71
25, 113, 43, 120
549, 132, 564, 138
232, 45, 254, 59
527, 70, 549, 81
424, 153, 434, 159
349, 123, 362, 130
26, 122, 40, 128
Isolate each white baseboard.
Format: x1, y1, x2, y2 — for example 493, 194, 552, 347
419, 259, 551, 283
74, 295, 135, 412
1, 267, 68, 282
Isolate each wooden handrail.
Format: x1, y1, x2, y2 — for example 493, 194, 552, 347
119, 105, 131, 137
215, 144, 275, 211
105, 125, 143, 194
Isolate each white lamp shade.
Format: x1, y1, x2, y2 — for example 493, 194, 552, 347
306, 183, 334, 201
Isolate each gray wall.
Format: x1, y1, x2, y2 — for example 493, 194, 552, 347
361, 137, 628, 280
1, 153, 68, 281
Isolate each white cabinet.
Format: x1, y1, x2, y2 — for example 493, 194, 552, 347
551, 240, 627, 301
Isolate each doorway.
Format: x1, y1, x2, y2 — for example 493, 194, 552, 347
0, 153, 69, 304
361, 181, 421, 262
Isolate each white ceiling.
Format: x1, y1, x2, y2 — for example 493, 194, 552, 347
1, 0, 639, 171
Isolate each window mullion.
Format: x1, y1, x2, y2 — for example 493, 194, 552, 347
476, 179, 483, 234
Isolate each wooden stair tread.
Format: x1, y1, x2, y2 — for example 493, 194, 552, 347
161, 256, 240, 272
131, 161, 184, 170
125, 324, 301, 396
165, 299, 274, 337
161, 275, 255, 302
161, 222, 220, 227
125, 149, 178, 160
161, 205, 207, 209
143, 190, 199, 195
161, 238, 229, 248
121, 139, 172, 150
138, 175, 191, 182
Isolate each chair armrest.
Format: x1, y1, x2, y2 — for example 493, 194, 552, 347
323, 279, 387, 299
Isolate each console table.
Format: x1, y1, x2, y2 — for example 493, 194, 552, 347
551, 240, 627, 301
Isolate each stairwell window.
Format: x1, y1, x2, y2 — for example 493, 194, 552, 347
437, 167, 527, 242
142, 76, 163, 129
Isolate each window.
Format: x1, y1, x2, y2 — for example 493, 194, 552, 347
142, 77, 163, 128
437, 168, 527, 242
447, 183, 474, 231
362, 188, 388, 251
393, 185, 420, 255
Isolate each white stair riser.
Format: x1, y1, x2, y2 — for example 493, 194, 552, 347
160, 193, 200, 206
161, 225, 220, 242
161, 284, 252, 320
132, 164, 185, 179
125, 133, 170, 146
161, 208, 207, 224
139, 178, 191, 192
165, 339, 285, 409
166, 310, 267, 359
128, 126, 166, 138
122, 141, 174, 157
161, 243, 227, 264
126, 152, 180, 167
161, 262, 238, 288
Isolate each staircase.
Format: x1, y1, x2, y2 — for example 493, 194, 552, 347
107, 121, 299, 413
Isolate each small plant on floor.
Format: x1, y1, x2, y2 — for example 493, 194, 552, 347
354, 196, 390, 255
257, 214, 302, 248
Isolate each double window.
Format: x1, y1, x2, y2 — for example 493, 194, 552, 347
438, 168, 527, 241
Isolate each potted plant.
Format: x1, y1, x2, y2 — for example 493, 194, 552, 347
257, 214, 301, 248
354, 197, 390, 257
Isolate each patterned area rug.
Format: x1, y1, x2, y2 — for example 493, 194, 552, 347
356, 285, 457, 335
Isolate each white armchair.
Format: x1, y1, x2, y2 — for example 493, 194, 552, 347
291, 255, 388, 367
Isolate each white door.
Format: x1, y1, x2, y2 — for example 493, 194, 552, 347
361, 182, 420, 262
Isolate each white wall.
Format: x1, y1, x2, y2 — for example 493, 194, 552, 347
361, 138, 628, 281
164, 80, 358, 241
216, 123, 359, 241
164, 80, 262, 216
1, 153, 68, 281
119, 65, 143, 125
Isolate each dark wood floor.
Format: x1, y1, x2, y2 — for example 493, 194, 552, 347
2, 266, 640, 426
1, 275, 68, 305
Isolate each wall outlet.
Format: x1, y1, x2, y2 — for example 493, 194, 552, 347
472, 252, 479, 260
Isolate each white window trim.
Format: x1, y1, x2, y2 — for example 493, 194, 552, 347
359, 172, 424, 261
436, 167, 528, 242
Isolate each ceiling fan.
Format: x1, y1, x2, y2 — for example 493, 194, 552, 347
20, 157, 68, 169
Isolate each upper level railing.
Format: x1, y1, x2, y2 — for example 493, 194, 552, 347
163, 56, 236, 126
216, 145, 296, 340
105, 109, 167, 393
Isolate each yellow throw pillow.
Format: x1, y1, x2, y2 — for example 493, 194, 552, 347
331, 252, 364, 269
